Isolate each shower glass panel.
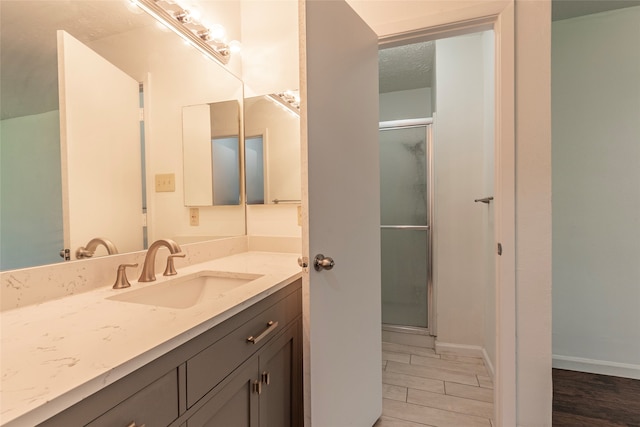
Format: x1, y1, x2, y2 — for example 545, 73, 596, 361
380, 124, 432, 329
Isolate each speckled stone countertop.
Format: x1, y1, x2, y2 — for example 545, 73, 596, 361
0, 251, 302, 427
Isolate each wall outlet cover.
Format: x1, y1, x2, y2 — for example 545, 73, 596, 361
189, 207, 199, 226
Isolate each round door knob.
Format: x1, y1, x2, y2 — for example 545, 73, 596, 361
314, 254, 335, 271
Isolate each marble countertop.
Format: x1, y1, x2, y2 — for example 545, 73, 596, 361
0, 251, 302, 427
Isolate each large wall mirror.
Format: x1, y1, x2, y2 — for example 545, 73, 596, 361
0, 0, 244, 271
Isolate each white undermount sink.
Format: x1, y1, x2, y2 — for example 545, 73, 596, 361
107, 271, 263, 309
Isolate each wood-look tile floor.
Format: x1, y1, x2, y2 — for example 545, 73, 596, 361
375, 342, 494, 427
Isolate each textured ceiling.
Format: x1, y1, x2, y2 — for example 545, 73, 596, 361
379, 41, 434, 94
0, 1, 153, 120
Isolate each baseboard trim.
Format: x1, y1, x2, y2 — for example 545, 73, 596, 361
552, 354, 640, 380
435, 341, 495, 380
383, 330, 435, 349
482, 347, 495, 379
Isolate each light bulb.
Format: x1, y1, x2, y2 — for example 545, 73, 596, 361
228, 40, 241, 54
188, 7, 202, 21
209, 24, 226, 41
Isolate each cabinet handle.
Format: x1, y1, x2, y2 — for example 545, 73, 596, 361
262, 371, 271, 385
252, 379, 262, 394
246, 320, 279, 345
126, 423, 146, 427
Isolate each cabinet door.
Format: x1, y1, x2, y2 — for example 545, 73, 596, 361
259, 321, 301, 427
187, 358, 259, 427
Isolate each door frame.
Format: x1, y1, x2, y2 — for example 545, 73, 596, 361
377, 3, 516, 425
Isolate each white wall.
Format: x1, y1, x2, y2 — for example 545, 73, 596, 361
433, 32, 494, 359
552, 6, 640, 379
380, 88, 432, 121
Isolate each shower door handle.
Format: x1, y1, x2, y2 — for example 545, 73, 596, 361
314, 254, 335, 271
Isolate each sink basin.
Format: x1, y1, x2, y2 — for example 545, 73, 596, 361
107, 271, 263, 309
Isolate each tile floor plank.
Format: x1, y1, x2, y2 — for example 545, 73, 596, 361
383, 342, 441, 359
411, 354, 488, 376
383, 371, 445, 394
374, 415, 435, 427
381, 342, 494, 426
386, 361, 480, 386
384, 351, 412, 364
440, 353, 486, 366
383, 398, 492, 427
477, 375, 493, 389
407, 388, 494, 419
445, 382, 493, 403
384, 384, 408, 402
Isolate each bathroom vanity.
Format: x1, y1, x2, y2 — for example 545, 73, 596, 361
0, 252, 302, 427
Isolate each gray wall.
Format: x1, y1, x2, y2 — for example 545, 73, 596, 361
552, 6, 640, 378
1, 111, 63, 270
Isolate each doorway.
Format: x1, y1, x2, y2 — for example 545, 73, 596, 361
378, 29, 500, 425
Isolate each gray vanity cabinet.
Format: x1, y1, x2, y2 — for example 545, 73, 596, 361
188, 321, 300, 427
38, 279, 302, 427
187, 356, 259, 426
259, 321, 301, 427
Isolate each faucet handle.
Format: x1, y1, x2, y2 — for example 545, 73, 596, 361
113, 263, 138, 289
163, 253, 186, 277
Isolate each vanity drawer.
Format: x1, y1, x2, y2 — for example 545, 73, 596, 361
186, 288, 301, 408
86, 369, 178, 427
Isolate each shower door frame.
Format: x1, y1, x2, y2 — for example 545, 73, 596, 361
380, 117, 436, 336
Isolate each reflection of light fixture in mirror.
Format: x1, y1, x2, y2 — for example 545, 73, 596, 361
131, 0, 240, 66
268, 91, 301, 117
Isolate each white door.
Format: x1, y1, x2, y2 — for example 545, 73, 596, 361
57, 30, 143, 258
301, 1, 381, 425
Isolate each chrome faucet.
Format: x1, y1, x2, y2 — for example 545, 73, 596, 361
138, 239, 183, 282
76, 237, 118, 259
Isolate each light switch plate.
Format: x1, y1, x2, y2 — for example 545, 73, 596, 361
155, 173, 175, 192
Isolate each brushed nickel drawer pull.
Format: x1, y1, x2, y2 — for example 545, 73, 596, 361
252, 379, 262, 394
126, 422, 146, 427
262, 371, 271, 385
246, 320, 279, 344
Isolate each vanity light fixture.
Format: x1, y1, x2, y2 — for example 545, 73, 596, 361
131, 0, 240, 65
268, 91, 301, 117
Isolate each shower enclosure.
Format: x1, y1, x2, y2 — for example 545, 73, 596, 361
380, 118, 434, 335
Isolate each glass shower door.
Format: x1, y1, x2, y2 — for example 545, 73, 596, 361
380, 123, 433, 330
